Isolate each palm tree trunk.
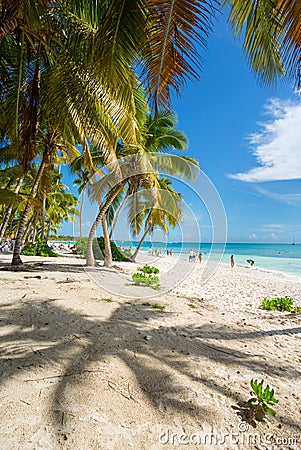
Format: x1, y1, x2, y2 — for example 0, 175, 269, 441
46, 220, 52, 240
79, 190, 85, 238
0, 174, 24, 242
12, 147, 49, 265
23, 214, 35, 243
109, 192, 128, 239
102, 215, 112, 267
86, 182, 125, 267
130, 225, 151, 262
40, 195, 46, 239
31, 214, 39, 244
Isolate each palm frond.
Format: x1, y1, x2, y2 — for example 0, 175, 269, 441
224, 0, 287, 85
140, 0, 216, 110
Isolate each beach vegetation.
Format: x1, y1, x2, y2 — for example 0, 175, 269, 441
99, 297, 114, 303
74, 237, 128, 262
151, 303, 165, 311
261, 296, 301, 312
132, 272, 160, 289
22, 239, 60, 258
1, 1, 300, 268
188, 303, 197, 309
246, 379, 278, 419
84, 108, 199, 267
137, 265, 159, 274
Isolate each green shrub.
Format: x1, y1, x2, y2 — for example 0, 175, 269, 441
74, 237, 129, 262
247, 379, 278, 419
261, 296, 301, 312
74, 237, 103, 260
137, 264, 159, 274
22, 239, 60, 257
97, 237, 129, 262
132, 272, 160, 289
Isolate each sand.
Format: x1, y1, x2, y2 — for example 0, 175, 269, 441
0, 252, 300, 450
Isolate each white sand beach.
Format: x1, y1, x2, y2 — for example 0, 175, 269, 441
0, 252, 300, 449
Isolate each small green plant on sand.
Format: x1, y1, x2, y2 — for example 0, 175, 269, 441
132, 272, 160, 289
100, 297, 114, 303
188, 303, 197, 309
151, 303, 165, 311
132, 265, 160, 289
137, 264, 159, 274
246, 379, 278, 419
261, 296, 301, 312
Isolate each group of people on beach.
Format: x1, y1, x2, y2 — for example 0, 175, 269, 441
189, 249, 203, 263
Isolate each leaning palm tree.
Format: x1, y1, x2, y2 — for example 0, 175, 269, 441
85, 107, 195, 267
128, 177, 184, 261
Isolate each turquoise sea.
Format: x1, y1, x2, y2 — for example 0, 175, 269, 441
117, 241, 301, 277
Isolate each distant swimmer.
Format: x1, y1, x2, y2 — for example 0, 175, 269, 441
246, 259, 254, 266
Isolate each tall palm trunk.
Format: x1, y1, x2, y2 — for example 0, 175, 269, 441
86, 182, 126, 267
0, 175, 24, 241
12, 147, 49, 265
79, 190, 85, 238
130, 224, 151, 262
31, 214, 39, 243
102, 215, 112, 267
109, 192, 128, 239
46, 220, 52, 240
40, 195, 46, 239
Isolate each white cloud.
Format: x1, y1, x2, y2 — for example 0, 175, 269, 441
268, 232, 278, 240
257, 187, 301, 206
229, 98, 301, 182
261, 224, 285, 230
249, 233, 258, 240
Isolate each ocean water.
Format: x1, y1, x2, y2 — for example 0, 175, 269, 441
117, 241, 301, 277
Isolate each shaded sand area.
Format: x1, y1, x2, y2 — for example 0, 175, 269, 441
0, 253, 300, 449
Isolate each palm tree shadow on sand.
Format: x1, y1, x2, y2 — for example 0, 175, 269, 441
0, 298, 300, 446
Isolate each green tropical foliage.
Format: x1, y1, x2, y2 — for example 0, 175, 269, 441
22, 239, 60, 257
261, 296, 301, 312
1, 0, 300, 268
247, 379, 278, 418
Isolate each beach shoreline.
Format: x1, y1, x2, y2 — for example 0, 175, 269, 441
0, 252, 300, 449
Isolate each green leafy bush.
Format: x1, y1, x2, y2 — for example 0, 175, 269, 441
247, 379, 278, 419
22, 239, 60, 257
74, 237, 129, 262
137, 264, 159, 274
261, 296, 301, 312
132, 272, 160, 289
97, 237, 129, 262
74, 237, 103, 260
132, 264, 160, 289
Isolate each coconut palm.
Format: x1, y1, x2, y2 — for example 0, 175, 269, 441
224, 0, 301, 87
85, 107, 197, 267
128, 177, 183, 261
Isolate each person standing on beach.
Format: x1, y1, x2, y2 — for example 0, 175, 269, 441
198, 252, 202, 264
230, 255, 235, 268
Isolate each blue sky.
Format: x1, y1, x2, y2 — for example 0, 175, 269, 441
61, 14, 301, 244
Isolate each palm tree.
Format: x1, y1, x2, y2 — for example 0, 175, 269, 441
128, 177, 183, 261
224, 0, 301, 87
85, 107, 196, 267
